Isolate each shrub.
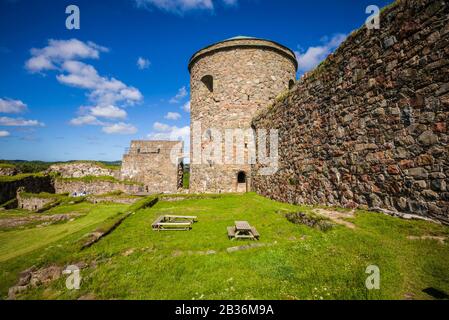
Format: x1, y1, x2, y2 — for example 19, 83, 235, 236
286, 212, 334, 231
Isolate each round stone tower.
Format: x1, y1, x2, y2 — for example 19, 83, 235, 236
188, 36, 298, 194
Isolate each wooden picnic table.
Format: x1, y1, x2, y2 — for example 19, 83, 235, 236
152, 215, 198, 231
228, 221, 260, 240
235, 221, 252, 232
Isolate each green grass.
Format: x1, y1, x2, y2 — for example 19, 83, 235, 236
183, 172, 190, 189
0, 173, 45, 182
0, 163, 15, 169
19, 192, 67, 199
0, 193, 448, 300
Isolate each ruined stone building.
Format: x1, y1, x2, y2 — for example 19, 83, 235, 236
188, 36, 298, 193
120, 141, 184, 194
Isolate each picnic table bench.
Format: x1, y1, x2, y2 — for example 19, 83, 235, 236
165, 215, 198, 223
152, 216, 165, 229
152, 215, 197, 231
227, 221, 260, 240
156, 222, 192, 231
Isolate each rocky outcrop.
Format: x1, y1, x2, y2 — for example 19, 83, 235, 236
47, 162, 119, 179
252, 0, 449, 223
8, 265, 63, 300
0, 166, 20, 176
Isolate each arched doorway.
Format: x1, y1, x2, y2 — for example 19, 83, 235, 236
237, 171, 247, 193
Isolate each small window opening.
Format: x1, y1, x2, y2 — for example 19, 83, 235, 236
237, 171, 247, 184
289, 79, 295, 90
201, 75, 214, 93
205, 129, 212, 142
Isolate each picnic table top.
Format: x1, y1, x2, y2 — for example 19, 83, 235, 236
165, 215, 197, 219
235, 221, 252, 231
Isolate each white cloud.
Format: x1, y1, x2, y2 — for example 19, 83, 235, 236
135, 0, 214, 14
182, 101, 190, 112
164, 112, 181, 120
137, 57, 151, 70
0, 116, 44, 127
26, 39, 143, 133
70, 115, 104, 126
295, 34, 347, 73
56, 60, 142, 106
153, 121, 172, 132
25, 39, 107, 73
90, 105, 127, 119
148, 121, 190, 156
102, 122, 138, 135
0, 98, 28, 114
148, 122, 189, 142
169, 86, 188, 104
0, 130, 10, 137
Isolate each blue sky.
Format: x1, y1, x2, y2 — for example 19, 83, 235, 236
0, 0, 393, 161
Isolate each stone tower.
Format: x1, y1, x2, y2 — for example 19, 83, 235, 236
188, 36, 298, 193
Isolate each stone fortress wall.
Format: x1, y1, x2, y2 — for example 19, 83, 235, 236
189, 37, 298, 193
120, 140, 184, 194
251, 0, 449, 223
53, 179, 143, 195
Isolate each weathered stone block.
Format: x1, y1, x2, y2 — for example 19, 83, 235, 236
406, 167, 429, 179
418, 131, 438, 146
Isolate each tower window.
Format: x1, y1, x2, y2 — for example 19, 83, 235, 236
237, 171, 247, 184
205, 129, 212, 141
289, 79, 295, 90
201, 75, 214, 93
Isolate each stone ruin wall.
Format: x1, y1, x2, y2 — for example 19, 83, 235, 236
0, 175, 54, 205
252, 0, 449, 223
53, 179, 143, 195
47, 162, 120, 179
189, 38, 297, 193
120, 141, 184, 194
17, 193, 55, 212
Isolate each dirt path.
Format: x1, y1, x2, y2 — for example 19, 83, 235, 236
312, 208, 356, 229
407, 235, 446, 244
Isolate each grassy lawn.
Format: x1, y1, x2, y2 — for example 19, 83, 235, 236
183, 172, 190, 189
0, 202, 128, 296
0, 173, 45, 183
0, 193, 448, 300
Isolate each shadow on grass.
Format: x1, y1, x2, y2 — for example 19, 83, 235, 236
422, 287, 449, 299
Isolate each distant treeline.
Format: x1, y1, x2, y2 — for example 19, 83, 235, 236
0, 160, 122, 174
